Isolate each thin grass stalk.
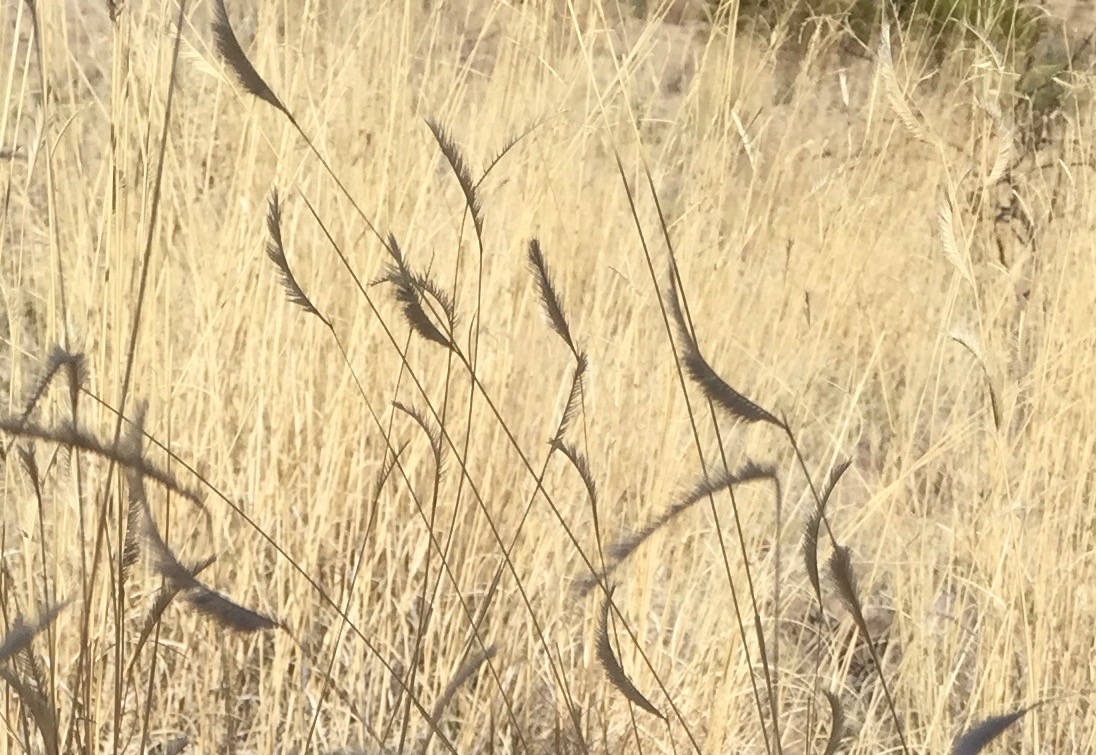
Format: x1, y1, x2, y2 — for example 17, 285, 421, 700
414, 140, 499, 750
213, 18, 590, 739
266, 211, 531, 754
19, 449, 58, 754
611, 152, 769, 755
386, 221, 464, 755
135, 408, 172, 754
92, 5, 190, 749
653, 175, 784, 749
780, 421, 836, 746
301, 187, 698, 749
302, 442, 405, 751
24, 0, 71, 351
62, 292, 90, 755
263, 189, 514, 748
392, 396, 451, 755
81, 390, 464, 755
299, 193, 583, 751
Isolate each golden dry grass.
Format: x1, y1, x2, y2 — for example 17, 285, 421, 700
2, 0, 1095, 752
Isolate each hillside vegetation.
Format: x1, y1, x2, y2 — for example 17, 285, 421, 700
1, 0, 1094, 752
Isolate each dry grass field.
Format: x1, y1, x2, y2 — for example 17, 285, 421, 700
2, 0, 1096, 752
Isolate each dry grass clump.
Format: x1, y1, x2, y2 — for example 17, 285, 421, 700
1, 0, 1095, 752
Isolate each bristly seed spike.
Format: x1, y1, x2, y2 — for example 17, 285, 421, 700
596, 586, 664, 720
265, 188, 329, 325
211, 0, 290, 116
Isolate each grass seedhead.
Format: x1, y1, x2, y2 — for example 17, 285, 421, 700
2, 347, 84, 459
599, 463, 776, 585
0, 665, 58, 755
379, 233, 456, 350
265, 189, 329, 325
0, 417, 204, 506
821, 689, 846, 755
183, 587, 279, 633
393, 401, 444, 473
596, 587, 664, 720
154, 736, 190, 755
420, 646, 498, 755
528, 239, 577, 354
937, 185, 975, 288
667, 270, 779, 426
0, 601, 68, 664
552, 353, 588, 445
551, 439, 598, 511
949, 325, 1002, 431
125, 556, 216, 681
125, 409, 278, 633
877, 19, 932, 146
953, 704, 1040, 755
212, 0, 289, 116
829, 544, 909, 754
426, 118, 483, 237
803, 459, 851, 607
